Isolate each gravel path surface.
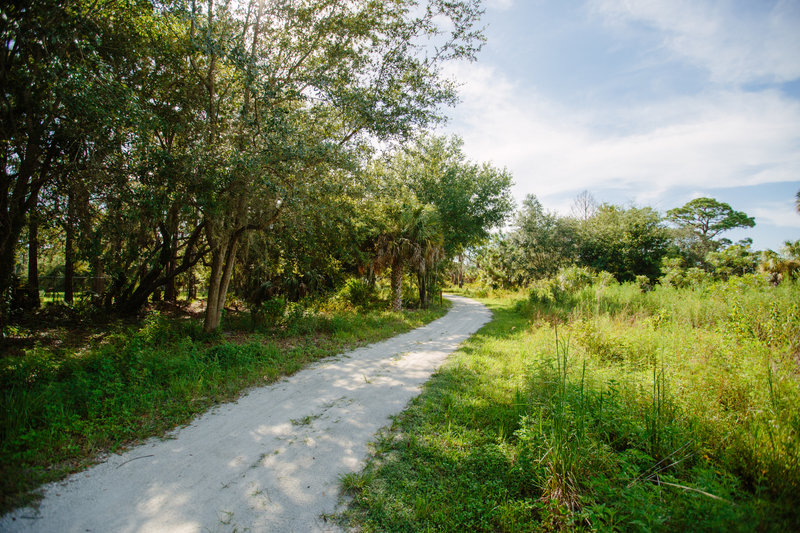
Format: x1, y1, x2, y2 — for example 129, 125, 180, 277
1, 295, 490, 533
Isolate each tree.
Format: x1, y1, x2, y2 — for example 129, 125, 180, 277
2, 0, 487, 333
578, 204, 669, 281
796, 189, 799, 214
398, 135, 513, 258
369, 196, 444, 311
570, 190, 597, 221
0, 0, 149, 330
171, 0, 485, 332
667, 197, 755, 244
759, 249, 800, 286
368, 135, 512, 306
510, 194, 577, 282
705, 242, 758, 280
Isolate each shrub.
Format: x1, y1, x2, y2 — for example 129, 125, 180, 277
336, 278, 376, 308
557, 266, 594, 293
250, 297, 286, 329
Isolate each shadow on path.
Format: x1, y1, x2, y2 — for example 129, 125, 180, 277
1, 295, 491, 533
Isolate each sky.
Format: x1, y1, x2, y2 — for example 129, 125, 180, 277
437, 0, 800, 251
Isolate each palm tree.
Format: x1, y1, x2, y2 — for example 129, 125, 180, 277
796, 189, 800, 214
405, 205, 444, 308
759, 249, 800, 286
371, 200, 444, 310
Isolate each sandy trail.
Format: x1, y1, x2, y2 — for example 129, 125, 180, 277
1, 295, 490, 533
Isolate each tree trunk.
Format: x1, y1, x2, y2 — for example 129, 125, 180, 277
0, 123, 54, 334
417, 271, 428, 308
203, 235, 239, 332
164, 254, 177, 301
164, 208, 179, 301
26, 210, 40, 309
91, 258, 105, 306
390, 256, 403, 311
187, 265, 197, 301
113, 222, 205, 315
64, 191, 75, 304
0, 254, 15, 335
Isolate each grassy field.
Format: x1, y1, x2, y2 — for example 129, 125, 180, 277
0, 298, 450, 513
339, 277, 800, 532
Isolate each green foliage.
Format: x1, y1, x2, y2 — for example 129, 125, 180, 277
0, 301, 449, 512
400, 135, 514, 258
363, 135, 513, 309
659, 257, 689, 288
3, 0, 489, 333
706, 243, 759, 280
513, 195, 579, 281
335, 278, 378, 309
251, 298, 288, 329
340, 279, 800, 531
577, 204, 670, 282
667, 197, 755, 238
479, 199, 670, 288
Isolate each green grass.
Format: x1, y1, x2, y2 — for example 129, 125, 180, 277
339, 279, 800, 532
0, 300, 450, 513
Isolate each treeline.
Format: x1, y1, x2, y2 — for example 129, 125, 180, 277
2, 0, 514, 333
475, 193, 800, 289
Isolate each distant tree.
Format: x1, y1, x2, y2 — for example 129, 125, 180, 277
374, 134, 513, 305
370, 197, 444, 311
705, 242, 758, 280
784, 239, 800, 260
759, 250, 800, 286
796, 189, 800, 214
570, 190, 597, 221
667, 197, 755, 241
578, 204, 669, 282
666, 197, 755, 266
511, 194, 578, 282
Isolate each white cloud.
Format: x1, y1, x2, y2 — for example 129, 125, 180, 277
486, 0, 514, 10
751, 203, 800, 228
443, 62, 800, 204
591, 0, 800, 84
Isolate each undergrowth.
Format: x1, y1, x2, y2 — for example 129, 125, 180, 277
0, 299, 450, 513
340, 278, 800, 531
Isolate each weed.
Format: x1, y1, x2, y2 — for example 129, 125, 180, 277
340, 279, 800, 531
290, 413, 322, 426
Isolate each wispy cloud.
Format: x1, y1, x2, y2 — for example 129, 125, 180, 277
751, 203, 800, 229
443, 62, 800, 201
591, 0, 800, 84
486, 0, 514, 10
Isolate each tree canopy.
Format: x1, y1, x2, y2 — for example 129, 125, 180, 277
1, 0, 488, 332
666, 197, 755, 241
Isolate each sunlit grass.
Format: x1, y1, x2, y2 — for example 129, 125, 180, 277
340, 279, 800, 531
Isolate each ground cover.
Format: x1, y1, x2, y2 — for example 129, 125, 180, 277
0, 298, 450, 513
340, 278, 800, 531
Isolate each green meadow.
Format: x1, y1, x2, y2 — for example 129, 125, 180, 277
340, 277, 800, 531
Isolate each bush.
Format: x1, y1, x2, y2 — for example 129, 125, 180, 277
557, 266, 594, 293
250, 297, 286, 329
335, 278, 376, 308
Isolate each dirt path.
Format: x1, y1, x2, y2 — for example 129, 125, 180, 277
1, 295, 491, 533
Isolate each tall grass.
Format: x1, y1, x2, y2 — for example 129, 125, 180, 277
340, 279, 800, 531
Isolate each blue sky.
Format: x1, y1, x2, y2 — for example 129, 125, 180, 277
438, 0, 800, 251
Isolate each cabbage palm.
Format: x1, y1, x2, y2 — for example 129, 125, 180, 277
372, 200, 444, 310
